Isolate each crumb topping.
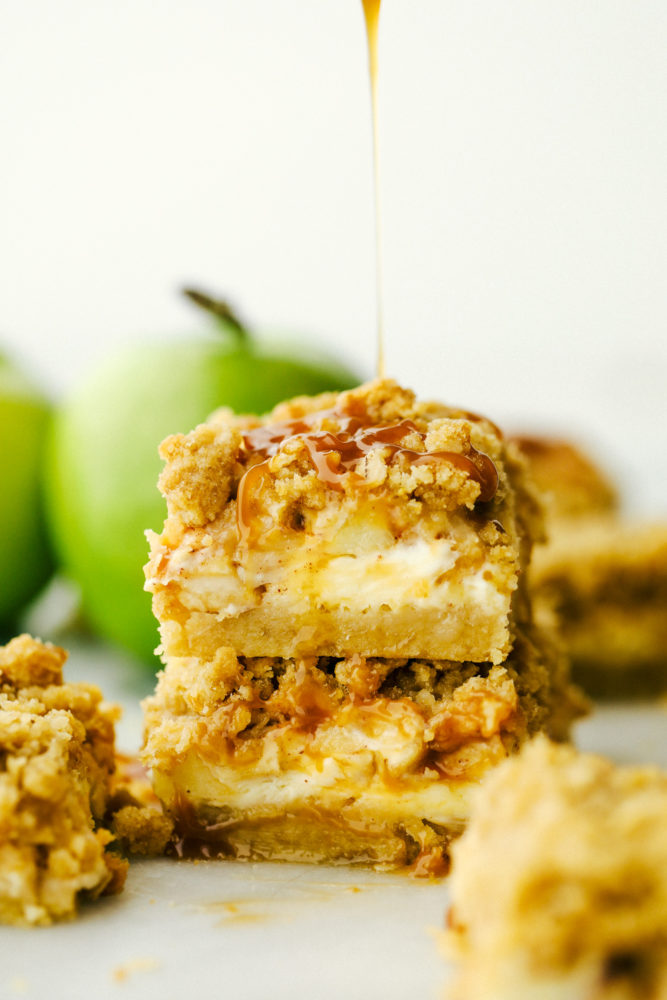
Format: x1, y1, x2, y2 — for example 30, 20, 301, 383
158, 420, 243, 528
155, 379, 514, 547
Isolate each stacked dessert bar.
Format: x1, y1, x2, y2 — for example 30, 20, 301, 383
143, 379, 582, 871
514, 435, 667, 698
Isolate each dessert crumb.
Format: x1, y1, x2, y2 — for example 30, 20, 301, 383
7, 976, 30, 997
112, 958, 159, 983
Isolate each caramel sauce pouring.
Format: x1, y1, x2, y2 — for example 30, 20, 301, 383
361, 0, 385, 377
234, 0, 501, 546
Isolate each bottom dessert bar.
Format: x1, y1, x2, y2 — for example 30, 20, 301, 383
514, 434, 667, 698
532, 518, 667, 698
142, 623, 583, 873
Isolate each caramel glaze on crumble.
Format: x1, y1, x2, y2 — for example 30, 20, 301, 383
156, 378, 540, 543
144, 624, 576, 766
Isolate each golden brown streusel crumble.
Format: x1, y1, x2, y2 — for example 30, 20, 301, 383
446, 738, 667, 999
0, 635, 122, 925
0, 635, 172, 926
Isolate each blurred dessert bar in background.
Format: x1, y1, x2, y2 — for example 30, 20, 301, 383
143, 379, 583, 872
514, 436, 667, 698
445, 737, 667, 1000
511, 435, 619, 522
532, 517, 667, 698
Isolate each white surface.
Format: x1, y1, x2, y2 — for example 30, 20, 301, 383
2, 0, 667, 512
4, 858, 451, 1000
3, 637, 666, 1000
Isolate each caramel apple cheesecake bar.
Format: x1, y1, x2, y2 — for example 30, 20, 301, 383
446, 738, 667, 999
514, 435, 667, 697
510, 434, 618, 522
143, 379, 583, 871
531, 517, 667, 698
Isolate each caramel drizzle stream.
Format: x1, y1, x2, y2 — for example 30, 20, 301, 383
236, 410, 498, 543
361, 0, 385, 377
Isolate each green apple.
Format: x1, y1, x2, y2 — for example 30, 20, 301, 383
0, 353, 54, 633
44, 292, 361, 665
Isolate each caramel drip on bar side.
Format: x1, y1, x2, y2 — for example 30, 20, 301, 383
169, 791, 242, 860
236, 408, 498, 543
361, 0, 385, 377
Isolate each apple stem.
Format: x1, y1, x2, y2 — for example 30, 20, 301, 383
182, 287, 251, 344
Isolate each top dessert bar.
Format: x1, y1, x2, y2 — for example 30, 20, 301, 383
510, 435, 618, 522
146, 379, 538, 665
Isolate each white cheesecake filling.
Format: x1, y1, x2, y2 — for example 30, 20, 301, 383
155, 753, 476, 829
154, 535, 510, 624
151, 701, 508, 830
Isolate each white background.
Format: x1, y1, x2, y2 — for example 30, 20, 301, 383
2, 0, 666, 512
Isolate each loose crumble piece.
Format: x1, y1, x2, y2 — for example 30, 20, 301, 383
143, 379, 584, 871
0, 635, 172, 926
445, 738, 667, 1000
